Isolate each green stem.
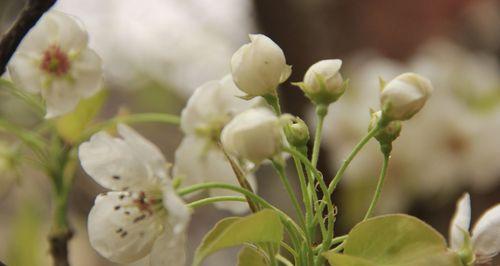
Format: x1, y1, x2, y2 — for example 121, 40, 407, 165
0, 78, 44, 114
311, 105, 327, 167
80, 113, 180, 143
271, 160, 305, 228
276, 254, 294, 266
0, 118, 46, 157
187, 196, 245, 209
328, 125, 380, 194
177, 182, 305, 241
292, 154, 315, 265
263, 93, 282, 115
363, 153, 390, 221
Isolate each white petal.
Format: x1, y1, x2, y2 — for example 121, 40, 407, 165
48, 10, 89, 53
472, 204, 500, 260
162, 186, 191, 235
7, 52, 43, 94
88, 192, 164, 264
117, 124, 168, 181
205, 147, 256, 214
449, 193, 471, 251
17, 12, 58, 53
79, 131, 157, 191
149, 229, 187, 266
173, 136, 207, 190
42, 79, 80, 118
71, 48, 103, 98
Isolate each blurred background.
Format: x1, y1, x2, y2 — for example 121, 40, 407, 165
0, 0, 499, 265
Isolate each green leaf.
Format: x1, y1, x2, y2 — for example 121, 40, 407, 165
193, 209, 283, 266
323, 214, 461, 266
237, 246, 269, 266
55, 90, 106, 143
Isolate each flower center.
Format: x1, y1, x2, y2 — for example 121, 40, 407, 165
40, 45, 71, 76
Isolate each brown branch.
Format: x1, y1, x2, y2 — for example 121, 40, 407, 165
49, 229, 73, 266
0, 0, 57, 75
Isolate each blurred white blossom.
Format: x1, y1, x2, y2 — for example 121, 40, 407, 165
323, 40, 500, 212
55, 0, 255, 95
7, 10, 102, 118
79, 124, 190, 265
174, 75, 259, 214
449, 193, 500, 265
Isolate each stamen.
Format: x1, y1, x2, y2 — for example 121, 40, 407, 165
39, 45, 70, 76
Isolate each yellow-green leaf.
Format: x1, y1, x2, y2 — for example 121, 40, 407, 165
56, 90, 106, 143
193, 209, 283, 266
237, 246, 269, 266
323, 214, 461, 266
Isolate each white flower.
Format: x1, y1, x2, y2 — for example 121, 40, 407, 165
380, 72, 433, 121
221, 107, 283, 164
176, 75, 259, 213
302, 59, 345, 105
449, 193, 500, 265
230, 34, 291, 97
173, 135, 256, 214
79, 124, 190, 265
180, 75, 259, 138
7, 10, 102, 118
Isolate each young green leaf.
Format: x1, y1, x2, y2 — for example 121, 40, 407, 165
193, 209, 283, 266
56, 90, 107, 144
323, 214, 462, 266
237, 246, 269, 266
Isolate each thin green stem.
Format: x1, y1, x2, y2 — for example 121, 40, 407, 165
292, 154, 315, 265
276, 254, 294, 266
363, 153, 390, 221
0, 118, 46, 159
311, 105, 327, 167
0, 78, 44, 114
271, 160, 306, 229
328, 125, 380, 194
187, 196, 245, 209
177, 182, 305, 241
80, 113, 180, 143
263, 93, 282, 115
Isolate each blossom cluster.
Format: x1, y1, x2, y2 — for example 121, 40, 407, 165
2, 9, 499, 266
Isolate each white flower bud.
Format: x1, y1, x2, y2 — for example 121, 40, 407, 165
302, 59, 345, 105
230, 34, 292, 97
380, 73, 433, 121
221, 108, 282, 163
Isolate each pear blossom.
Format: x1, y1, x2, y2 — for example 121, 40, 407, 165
449, 193, 500, 265
231, 34, 292, 97
175, 75, 258, 213
79, 124, 190, 265
302, 59, 345, 105
221, 107, 283, 164
380, 72, 433, 121
174, 135, 256, 214
180, 75, 259, 139
7, 10, 102, 118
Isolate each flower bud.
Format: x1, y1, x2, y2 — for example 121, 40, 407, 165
301, 59, 346, 105
281, 114, 310, 147
380, 73, 433, 121
221, 108, 282, 163
369, 110, 402, 155
230, 34, 292, 97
